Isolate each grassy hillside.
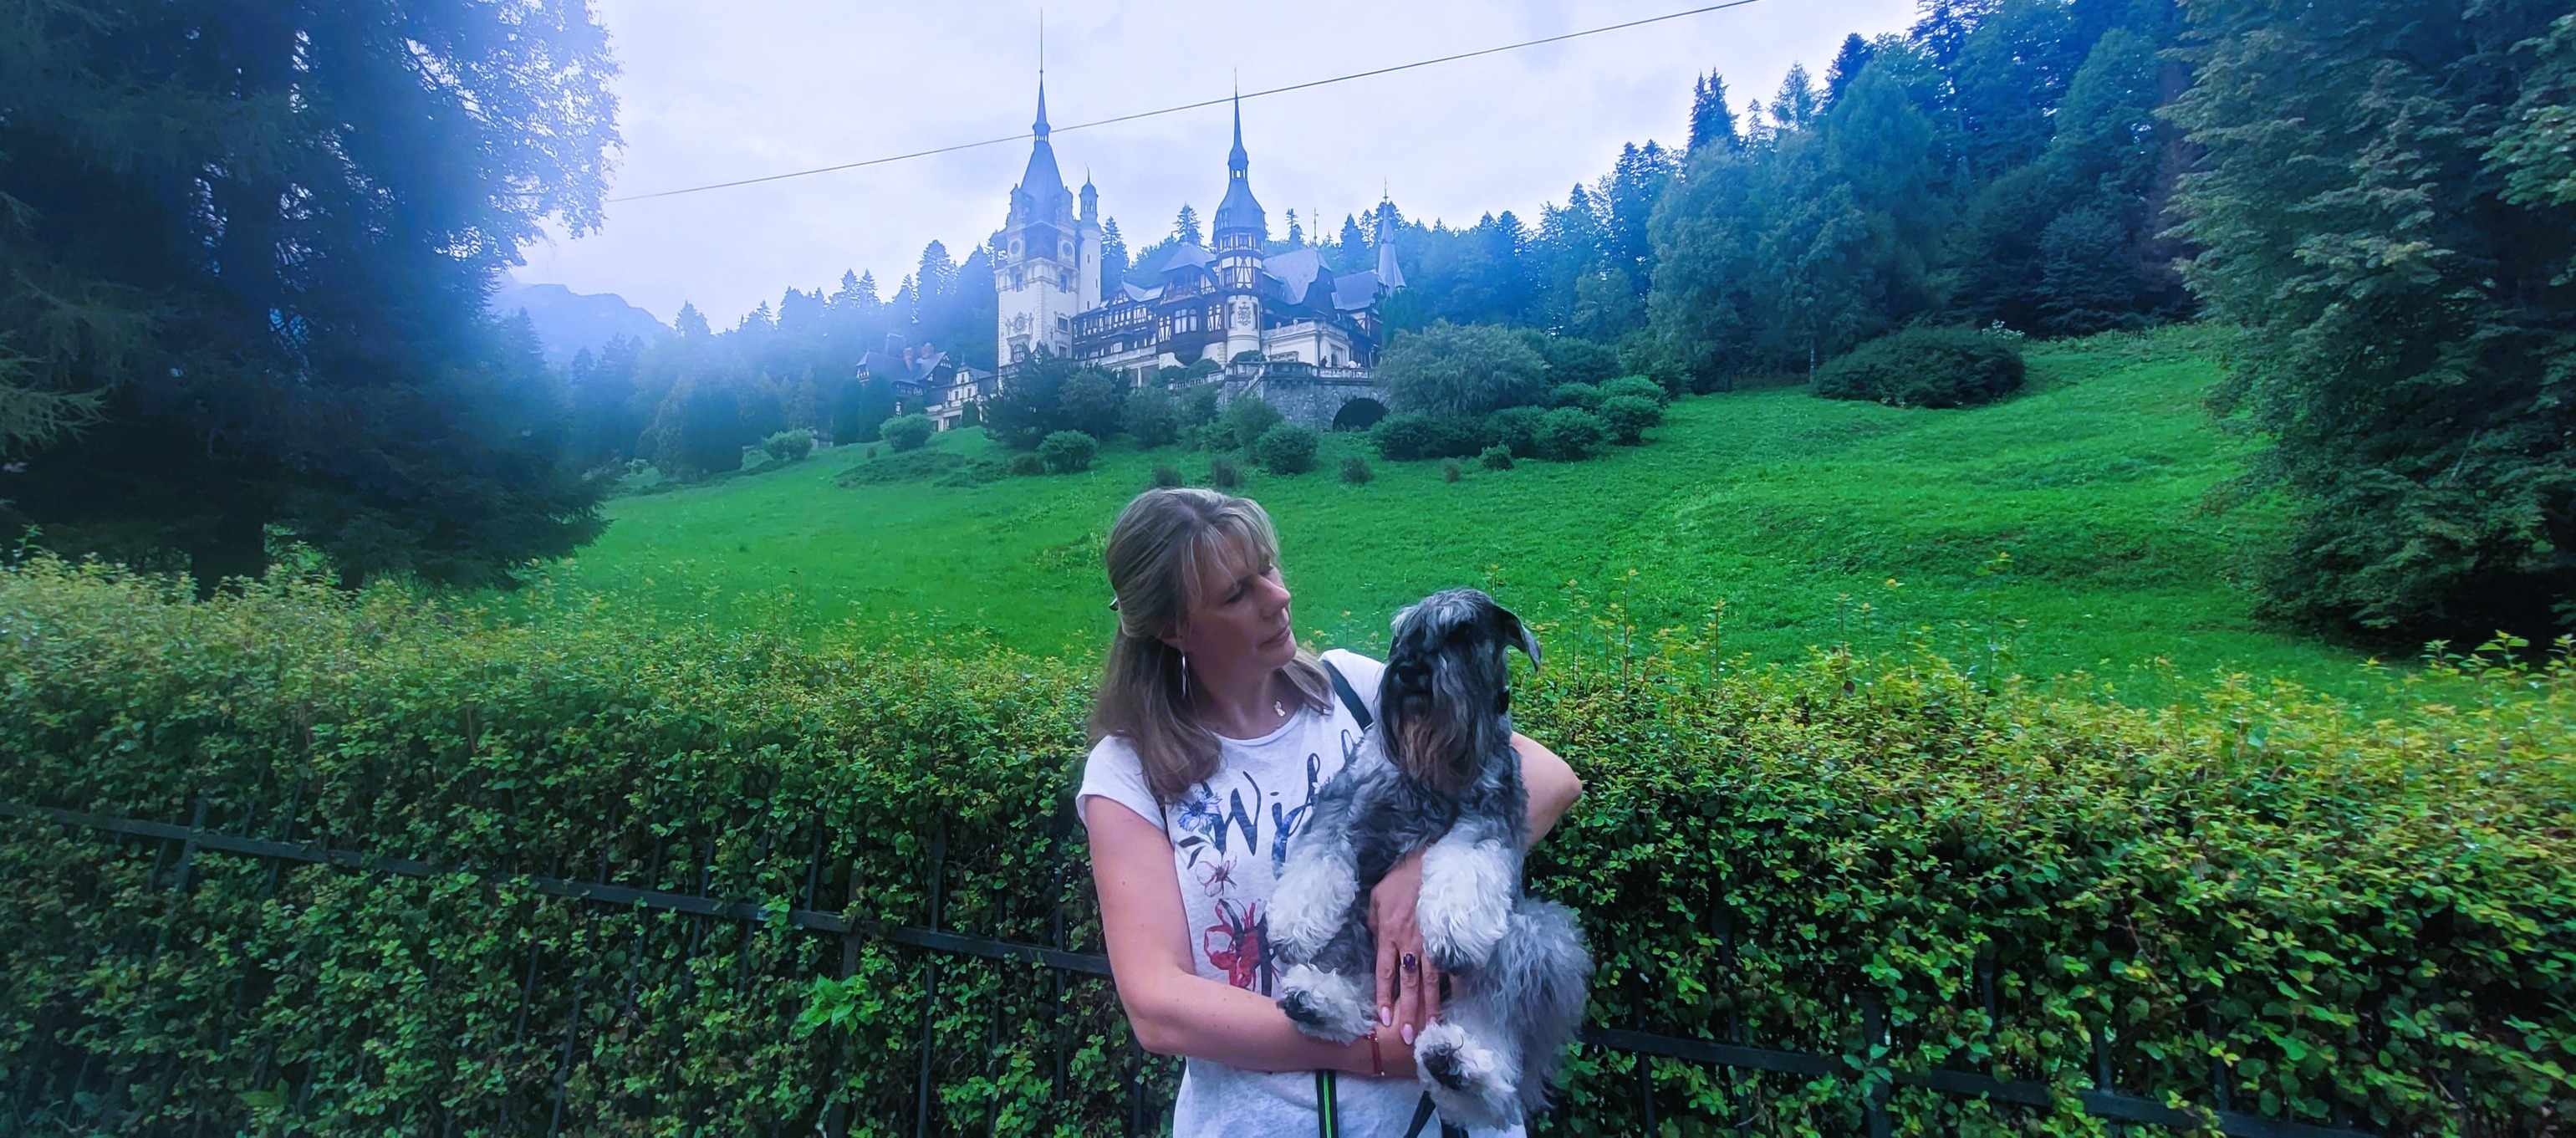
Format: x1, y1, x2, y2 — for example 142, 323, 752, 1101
538, 326, 2375, 699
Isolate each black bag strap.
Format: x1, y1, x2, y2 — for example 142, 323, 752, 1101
1321, 657, 1373, 731
1315, 1070, 1339, 1137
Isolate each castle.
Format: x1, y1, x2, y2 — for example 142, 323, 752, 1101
907, 85, 1403, 435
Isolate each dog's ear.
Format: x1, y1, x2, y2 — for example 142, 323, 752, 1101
1494, 601, 1541, 671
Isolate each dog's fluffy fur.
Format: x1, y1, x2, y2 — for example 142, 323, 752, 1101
1272, 589, 1592, 1128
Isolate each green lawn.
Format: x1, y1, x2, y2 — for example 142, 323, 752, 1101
533, 326, 2384, 702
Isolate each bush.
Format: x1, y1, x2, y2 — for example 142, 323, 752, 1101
1036, 431, 1098, 473
1482, 406, 1548, 458
1, 559, 2571, 1135
1535, 334, 1622, 387
1206, 457, 1243, 489
1441, 459, 1462, 482
1599, 375, 1670, 406
1380, 320, 1550, 417
1150, 464, 1185, 489
1006, 452, 1045, 477
880, 415, 935, 452
1217, 396, 1283, 451
1813, 326, 2027, 409
1550, 382, 1604, 411
1479, 444, 1514, 471
1252, 424, 1319, 475
760, 429, 816, 463
1370, 413, 1440, 461
1598, 395, 1663, 445
1339, 456, 1373, 485
1533, 407, 1609, 462
1176, 385, 1222, 431
1120, 389, 1181, 449
865, 446, 878, 459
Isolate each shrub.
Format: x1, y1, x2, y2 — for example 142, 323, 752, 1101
1, 559, 2571, 1135
1217, 396, 1283, 451
1479, 444, 1514, 471
1339, 456, 1373, 485
1206, 457, 1243, 489
1036, 431, 1097, 473
1441, 459, 1462, 482
1150, 464, 1185, 489
1533, 407, 1609, 462
1535, 334, 1622, 387
865, 446, 878, 459
1006, 452, 1045, 476
1380, 319, 1549, 417
1120, 389, 1181, 448
880, 414, 936, 452
1482, 406, 1548, 458
1813, 326, 2027, 409
1550, 382, 1604, 411
1598, 395, 1663, 445
1370, 413, 1440, 461
1176, 385, 1222, 431
1599, 375, 1670, 406
1252, 424, 1319, 475
760, 429, 816, 463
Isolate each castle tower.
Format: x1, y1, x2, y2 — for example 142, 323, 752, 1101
994, 82, 1100, 365
1210, 94, 1268, 365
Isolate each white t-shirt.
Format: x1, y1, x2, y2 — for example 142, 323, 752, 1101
1079, 649, 1523, 1138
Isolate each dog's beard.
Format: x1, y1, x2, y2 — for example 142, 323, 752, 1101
1385, 670, 1502, 797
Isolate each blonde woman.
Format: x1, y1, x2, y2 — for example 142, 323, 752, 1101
1080, 488, 1582, 1136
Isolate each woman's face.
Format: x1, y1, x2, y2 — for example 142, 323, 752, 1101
1168, 540, 1296, 673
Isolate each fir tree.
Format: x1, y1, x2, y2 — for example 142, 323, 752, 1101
1100, 218, 1130, 293
1174, 205, 1204, 247
1688, 72, 1741, 151
1824, 34, 1876, 105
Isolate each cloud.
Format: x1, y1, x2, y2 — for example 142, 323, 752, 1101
518, 0, 1919, 324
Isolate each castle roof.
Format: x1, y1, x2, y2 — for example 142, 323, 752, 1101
1010, 83, 1073, 228
1158, 242, 1215, 273
1262, 246, 1329, 305
1373, 201, 1406, 290
1211, 95, 1266, 237
1331, 270, 1385, 310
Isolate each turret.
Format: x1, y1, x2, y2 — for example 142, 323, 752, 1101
1211, 94, 1267, 364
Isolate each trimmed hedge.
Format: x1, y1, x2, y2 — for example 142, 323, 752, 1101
1814, 326, 2028, 409
1, 559, 2572, 1135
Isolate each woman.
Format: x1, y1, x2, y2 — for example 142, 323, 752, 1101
1079, 488, 1582, 1135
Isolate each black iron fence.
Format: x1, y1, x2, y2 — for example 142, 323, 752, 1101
1, 800, 2374, 1138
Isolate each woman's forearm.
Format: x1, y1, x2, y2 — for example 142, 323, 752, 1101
1125, 970, 1416, 1079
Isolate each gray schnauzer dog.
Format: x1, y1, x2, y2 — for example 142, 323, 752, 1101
1270, 588, 1592, 1128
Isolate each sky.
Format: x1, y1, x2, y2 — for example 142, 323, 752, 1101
515, 0, 1923, 326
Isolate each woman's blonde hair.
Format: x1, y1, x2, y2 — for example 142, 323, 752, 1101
1089, 488, 1330, 804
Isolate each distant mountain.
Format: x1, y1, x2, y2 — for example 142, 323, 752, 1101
490, 278, 670, 363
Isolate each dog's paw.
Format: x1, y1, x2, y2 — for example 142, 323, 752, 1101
1418, 844, 1515, 970
1277, 964, 1375, 1044
1413, 1020, 1518, 1128
1270, 860, 1356, 960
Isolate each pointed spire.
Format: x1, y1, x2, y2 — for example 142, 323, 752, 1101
1374, 196, 1405, 291
1034, 79, 1051, 138
1228, 88, 1248, 178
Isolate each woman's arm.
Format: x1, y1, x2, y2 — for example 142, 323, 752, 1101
1371, 731, 1582, 1038
1084, 795, 1416, 1079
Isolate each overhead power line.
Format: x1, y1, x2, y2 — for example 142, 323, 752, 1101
607, 0, 1774, 203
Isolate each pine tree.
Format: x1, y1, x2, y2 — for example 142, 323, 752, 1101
1824, 34, 1876, 105
1174, 205, 1204, 247
1688, 72, 1741, 151
1773, 64, 1823, 130
1, 0, 620, 589
1100, 218, 1130, 293
2170, 0, 2576, 640
1286, 209, 1305, 247
1337, 214, 1370, 272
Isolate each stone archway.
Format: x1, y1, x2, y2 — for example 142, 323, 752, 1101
1330, 397, 1390, 431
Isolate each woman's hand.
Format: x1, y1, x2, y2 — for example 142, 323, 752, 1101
1370, 847, 1441, 1045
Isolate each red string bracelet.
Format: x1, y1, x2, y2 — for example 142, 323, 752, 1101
1368, 1028, 1385, 1078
